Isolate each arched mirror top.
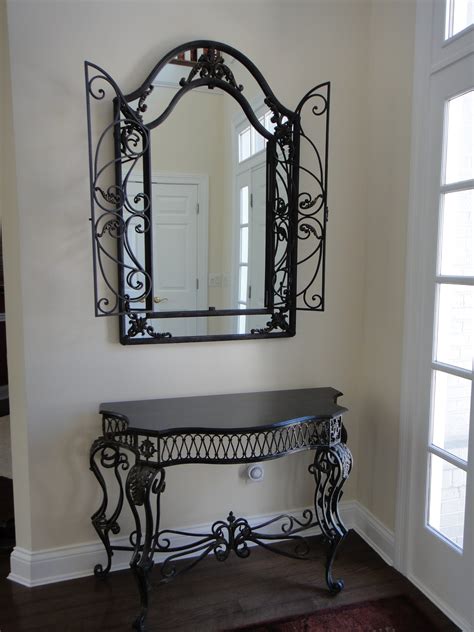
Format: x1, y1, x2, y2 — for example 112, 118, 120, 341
125, 41, 294, 116
112, 41, 296, 145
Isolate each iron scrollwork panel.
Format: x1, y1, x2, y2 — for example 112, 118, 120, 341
85, 62, 153, 317
295, 82, 330, 311
129, 416, 343, 466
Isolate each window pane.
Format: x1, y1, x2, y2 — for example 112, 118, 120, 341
428, 454, 466, 549
237, 314, 246, 334
435, 283, 473, 370
240, 226, 249, 264
240, 186, 249, 224
239, 265, 248, 302
254, 128, 266, 154
239, 127, 251, 162
445, 0, 474, 39
444, 91, 474, 184
265, 111, 276, 133
439, 189, 473, 276
431, 370, 471, 461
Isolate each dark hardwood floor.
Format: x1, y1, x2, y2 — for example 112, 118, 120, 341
0, 531, 459, 632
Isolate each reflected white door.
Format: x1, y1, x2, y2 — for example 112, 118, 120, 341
152, 182, 199, 337
126, 180, 205, 338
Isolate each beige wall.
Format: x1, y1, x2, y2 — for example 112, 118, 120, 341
0, 0, 12, 478
3, 0, 416, 554
357, 0, 416, 529
1, 0, 32, 547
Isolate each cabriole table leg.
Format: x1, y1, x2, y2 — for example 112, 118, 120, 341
125, 463, 166, 632
89, 438, 130, 577
309, 441, 353, 593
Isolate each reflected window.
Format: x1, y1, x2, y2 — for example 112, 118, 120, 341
445, 0, 474, 39
237, 186, 249, 333
238, 109, 274, 163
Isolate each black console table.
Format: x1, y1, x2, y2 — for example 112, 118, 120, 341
90, 388, 352, 631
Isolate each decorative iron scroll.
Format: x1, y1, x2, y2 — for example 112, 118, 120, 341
85, 62, 153, 317
155, 510, 316, 580
179, 48, 243, 91
295, 82, 330, 311
102, 413, 343, 466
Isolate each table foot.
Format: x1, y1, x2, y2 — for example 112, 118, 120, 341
325, 534, 346, 593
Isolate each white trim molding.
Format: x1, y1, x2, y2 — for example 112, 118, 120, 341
352, 503, 395, 566
8, 500, 394, 588
406, 572, 471, 632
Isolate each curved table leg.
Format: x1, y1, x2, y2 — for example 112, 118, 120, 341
90, 438, 130, 577
309, 441, 352, 593
126, 464, 166, 632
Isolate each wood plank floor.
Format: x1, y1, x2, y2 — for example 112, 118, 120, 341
0, 531, 460, 632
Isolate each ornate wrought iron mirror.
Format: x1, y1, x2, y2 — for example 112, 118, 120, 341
85, 41, 330, 344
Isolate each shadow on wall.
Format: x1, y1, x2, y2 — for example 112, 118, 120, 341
0, 227, 14, 551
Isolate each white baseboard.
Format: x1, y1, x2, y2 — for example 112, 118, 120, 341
350, 501, 395, 566
406, 572, 471, 632
8, 500, 393, 588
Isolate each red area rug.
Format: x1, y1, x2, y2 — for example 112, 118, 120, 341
231, 595, 437, 631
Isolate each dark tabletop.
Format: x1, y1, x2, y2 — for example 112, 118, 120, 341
100, 387, 347, 434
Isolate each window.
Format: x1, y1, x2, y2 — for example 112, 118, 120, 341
445, 0, 474, 39
237, 185, 249, 333
235, 104, 274, 333
238, 110, 275, 163
426, 89, 473, 549
398, 2, 473, 621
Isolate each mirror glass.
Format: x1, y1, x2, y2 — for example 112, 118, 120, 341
123, 47, 284, 338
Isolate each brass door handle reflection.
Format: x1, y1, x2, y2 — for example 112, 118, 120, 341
137, 296, 168, 304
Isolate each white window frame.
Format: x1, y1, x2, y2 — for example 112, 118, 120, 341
396, 0, 474, 570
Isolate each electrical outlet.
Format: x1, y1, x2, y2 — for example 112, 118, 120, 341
247, 464, 264, 483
